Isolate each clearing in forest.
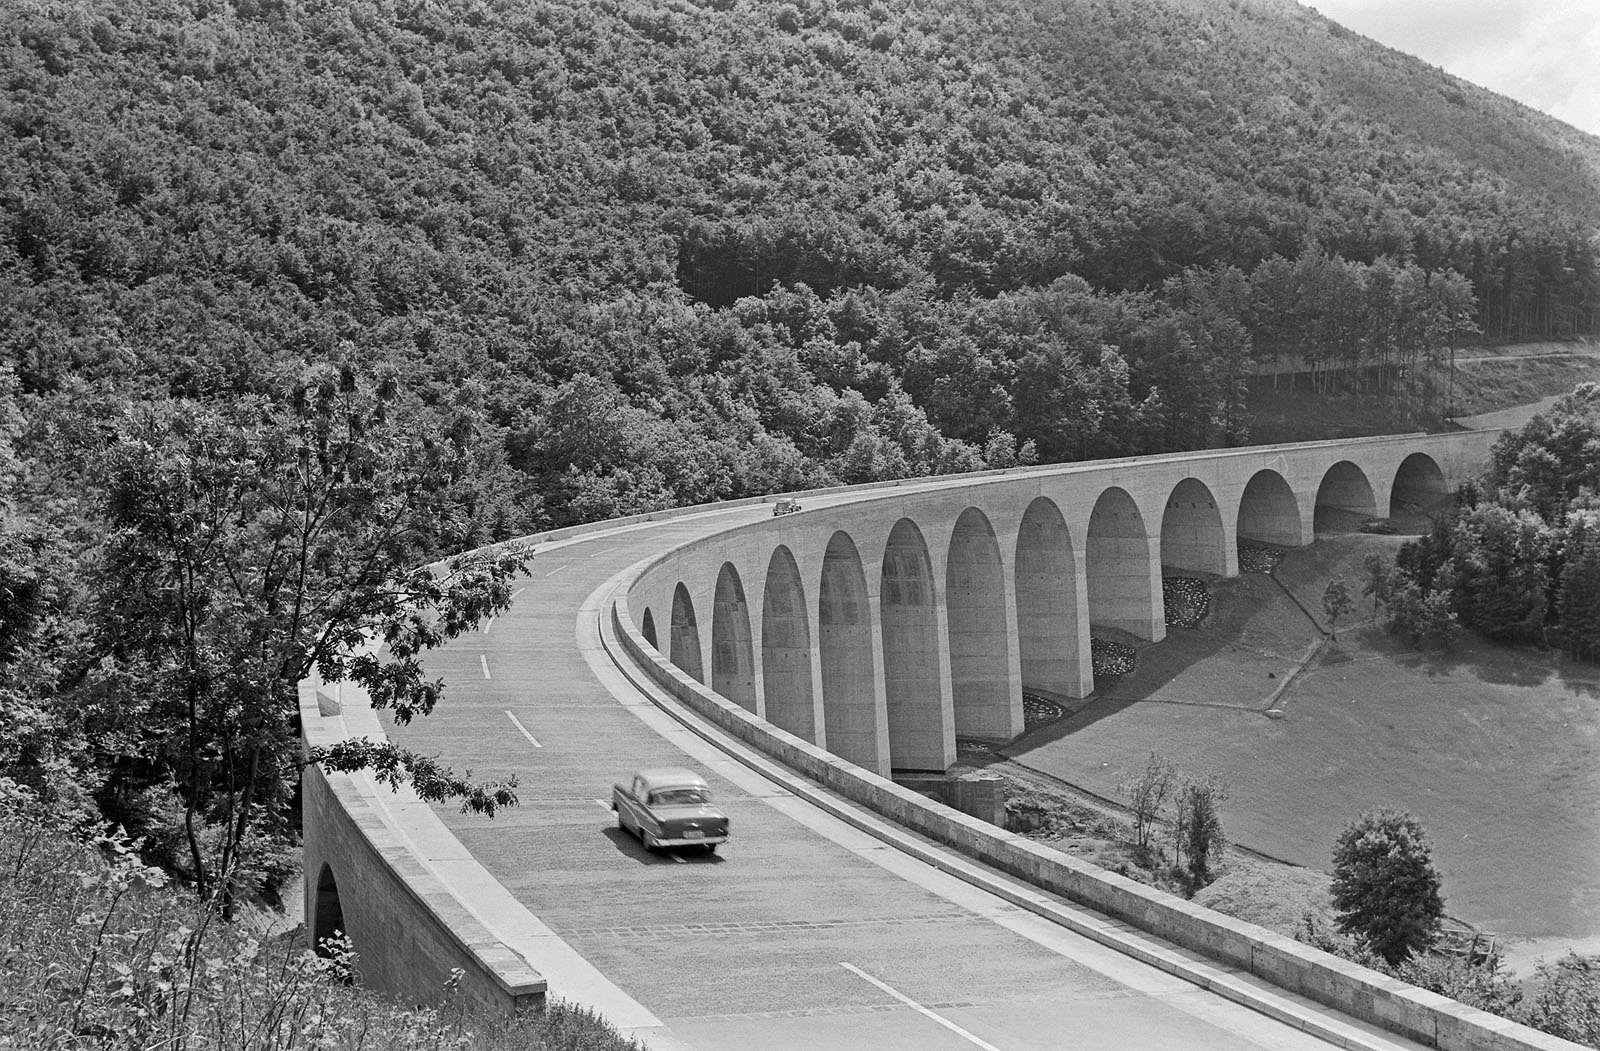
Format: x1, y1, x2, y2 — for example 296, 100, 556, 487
1003, 532, 1600, 963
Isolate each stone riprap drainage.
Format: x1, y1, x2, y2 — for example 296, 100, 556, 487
1090, 636, 1135, 677
1236, 540, 1286, 574
1162, 576, 1210, 627
1023, 692, 1066, 730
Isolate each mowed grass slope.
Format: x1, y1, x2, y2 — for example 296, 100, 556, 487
1006, 535, 1600, 946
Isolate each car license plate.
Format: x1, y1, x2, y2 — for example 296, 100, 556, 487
683, 829, 704, 839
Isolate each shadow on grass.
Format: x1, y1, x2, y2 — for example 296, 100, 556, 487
1373, 626, 1600, 697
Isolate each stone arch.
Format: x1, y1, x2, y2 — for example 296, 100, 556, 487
946, 508, 1013, 738
1014, 498, 1087, 698
819, 531, 881, 771
1160, 477, 1226, 574
669, 583, 704, 683
1087, 487, 1161, 639
1391, 452, 1448, 517
881, 518, 948, 771
711, 563, 756, 711
1315, 461, 1378, 533
640, 608, 658, 649
1237, 469, 1304, 547
312, 863, 348, 961
761, 546, 815, 742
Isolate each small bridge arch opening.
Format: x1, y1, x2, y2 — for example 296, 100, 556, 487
711, 563, 756, 712
1160, 477, 1226, 574
312, 863, 348, 964
1391, 452, 1448, 517
1014, 497, 1086, 698
669, 583, 704, 682
761, 545, 815, 741
640, 608, 657, 649
947, 507, 1013, 739
1315, 461, 1378, 534
1238, 469, 1303, 547
819, 531, 881, 771
1087, 486, 1160, 639
881, 518, 948, 771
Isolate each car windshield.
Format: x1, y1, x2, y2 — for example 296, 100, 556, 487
649, 787, 708, 806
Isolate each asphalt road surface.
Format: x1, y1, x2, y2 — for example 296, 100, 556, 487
389, 501, 1428, 1051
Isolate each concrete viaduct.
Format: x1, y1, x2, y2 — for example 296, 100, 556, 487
626, 433, 1487, 777
299, 428, 1590, 1051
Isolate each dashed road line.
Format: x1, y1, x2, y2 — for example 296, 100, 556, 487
839, 963, 1004, 1051
480, 654, 491, 679
546, 564, 568, 576
506, 711, 541, 747
511, 586, 526, 600
482, 616, 495, 635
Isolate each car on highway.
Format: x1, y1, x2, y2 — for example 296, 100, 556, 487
612, 767, 729, 852
772, 497, 802, 516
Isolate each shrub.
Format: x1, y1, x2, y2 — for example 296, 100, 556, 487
1117, 752, 1177, 851
1519, 954, 1600, 1047
1172, 776, 1227, 889
1330, 808, 1444, 965
0, 782, 643, 1051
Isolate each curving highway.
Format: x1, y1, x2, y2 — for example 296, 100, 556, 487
388, 494, 1429, 1051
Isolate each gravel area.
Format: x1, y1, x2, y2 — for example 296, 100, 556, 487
1163, 576, 1210, 627
1237, 541, 1286, 574
1091, 635, 1136, 677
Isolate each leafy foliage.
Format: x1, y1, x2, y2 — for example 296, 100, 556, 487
0, 785, 643, 1051
1377, 385, 1600, 656
1173, 775, 1228, 889
1321, 577, 1353, 639
1330, 808, 1444, 965
1116, 751, 1178, 852
2, 0, 1598, 539
79, 365, 530, 906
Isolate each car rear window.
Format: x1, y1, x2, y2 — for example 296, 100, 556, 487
649, 787, 708, 806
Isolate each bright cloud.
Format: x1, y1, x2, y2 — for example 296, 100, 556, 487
1307, 0, 1600, 138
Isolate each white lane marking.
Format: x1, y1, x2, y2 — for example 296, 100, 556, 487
587, 548, 613, 558
505, 711, 541, 748
480, 655, 491, 679
839, 963, 1004, 1051
482, 617, 495, 635
593, 798, 612, 809
511, 586, 526, 599
546, 564, 568, 576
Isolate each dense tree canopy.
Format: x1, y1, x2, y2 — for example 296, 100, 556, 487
3, 0, 1598, 529
5, 0, 1600, 892
1374, 384, 1600, 656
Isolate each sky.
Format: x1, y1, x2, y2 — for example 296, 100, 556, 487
1305, 0, 1600, 138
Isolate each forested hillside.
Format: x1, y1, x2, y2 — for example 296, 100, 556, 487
5, 0, 1600, 525
4, 0, 1600, 897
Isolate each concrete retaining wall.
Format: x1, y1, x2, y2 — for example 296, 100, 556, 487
609, 595, 1578, 1051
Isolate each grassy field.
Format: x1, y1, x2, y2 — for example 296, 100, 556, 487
1002, 532, 1600, 969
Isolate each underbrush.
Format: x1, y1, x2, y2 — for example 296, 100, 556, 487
0, 781, 641, 1051
1297, 915, 1600, 1049
1001, 782, 1197, 897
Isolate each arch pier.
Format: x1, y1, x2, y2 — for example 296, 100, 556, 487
628, 433, 1495, 777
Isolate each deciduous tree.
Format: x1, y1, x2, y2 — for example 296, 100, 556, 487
1330, 809, 1444, 965
88, 364, 529, 911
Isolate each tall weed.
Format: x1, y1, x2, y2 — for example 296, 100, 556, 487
0, 780, 640, 1051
